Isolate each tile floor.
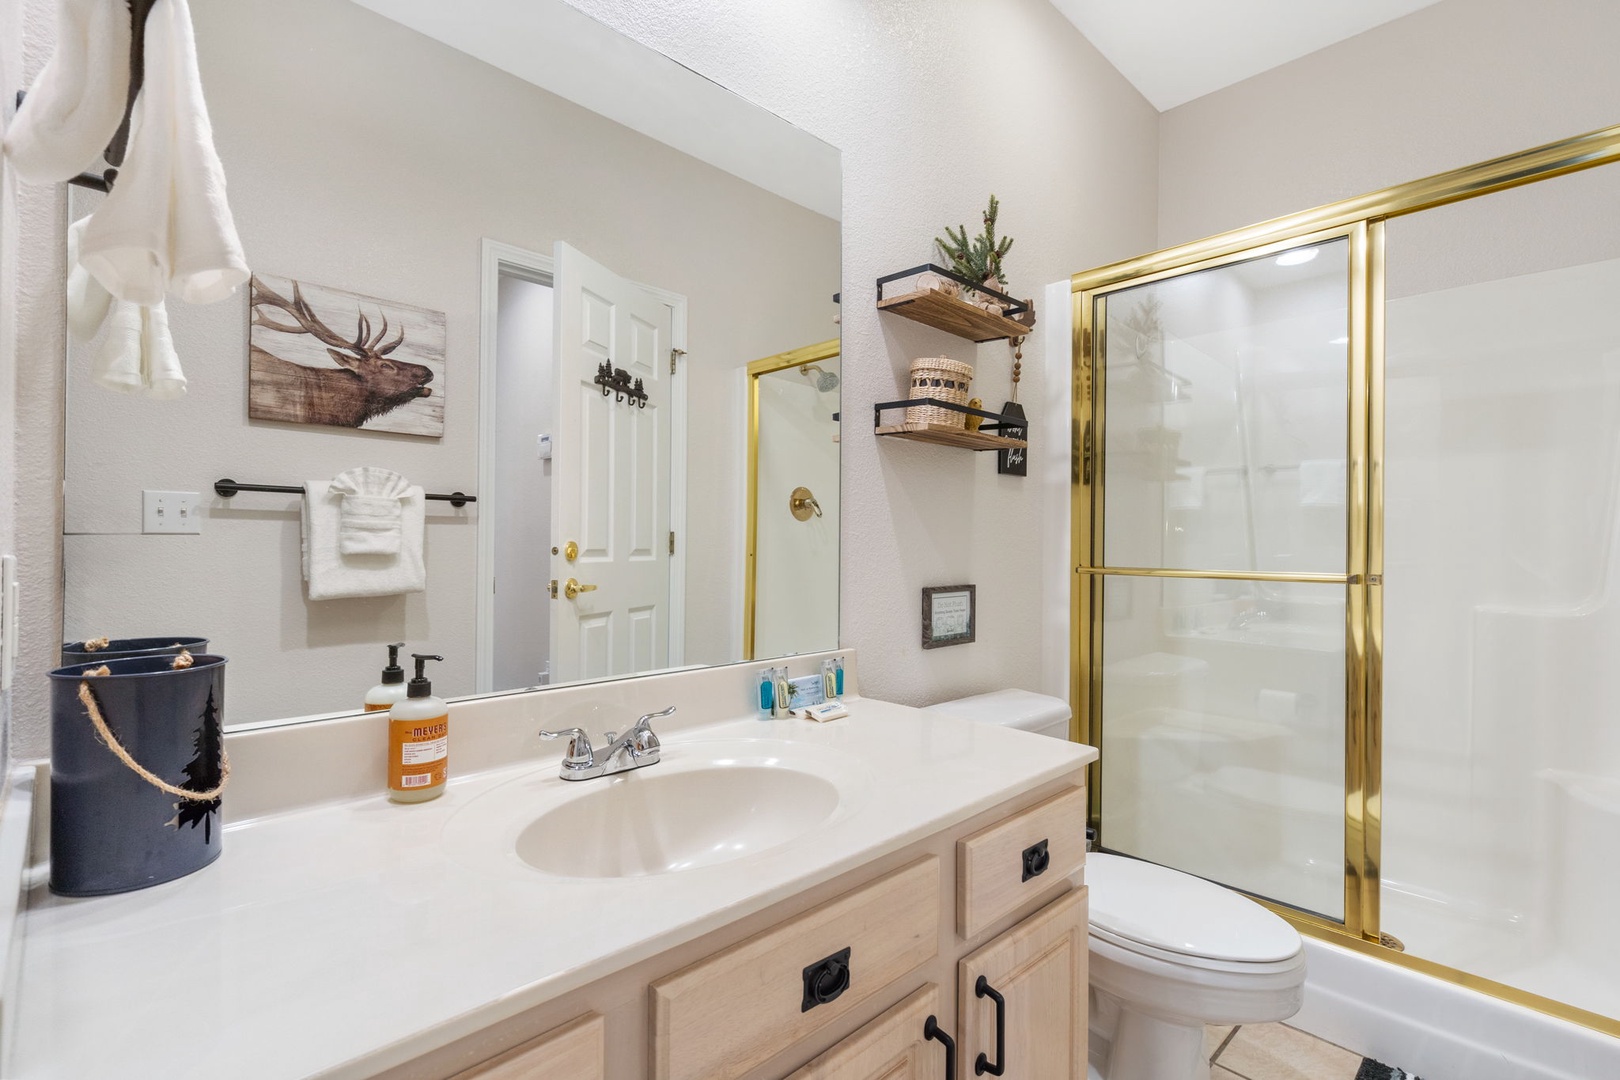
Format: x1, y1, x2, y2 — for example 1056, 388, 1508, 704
1205, 1022, 1368, 1080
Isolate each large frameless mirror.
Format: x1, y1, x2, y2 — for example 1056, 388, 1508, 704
60, 0, 841, 727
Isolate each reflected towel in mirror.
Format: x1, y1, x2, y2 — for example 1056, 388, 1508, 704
301, 478, 425, 600
329, 467, 413, 556
0, 0, 131, 182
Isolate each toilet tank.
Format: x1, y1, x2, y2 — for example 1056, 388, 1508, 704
926, 689, 1072, 740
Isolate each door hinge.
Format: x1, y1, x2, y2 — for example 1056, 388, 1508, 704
668, 531, 676, 556
670, 347, 685, 375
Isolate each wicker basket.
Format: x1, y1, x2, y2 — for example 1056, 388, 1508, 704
906, 357, 975, 427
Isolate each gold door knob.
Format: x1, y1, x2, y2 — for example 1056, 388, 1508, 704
563, 540, 579, 562
564, 578, 598, 600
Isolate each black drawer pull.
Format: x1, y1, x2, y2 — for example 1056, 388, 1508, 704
801, 947, 851, 1012
974, 975, 1007, 1076
924, 1014, 957, 1080
1021, 838, 1050, 881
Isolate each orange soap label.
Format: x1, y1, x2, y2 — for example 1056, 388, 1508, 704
365, 702, 391, 712
388, 715, 448, 792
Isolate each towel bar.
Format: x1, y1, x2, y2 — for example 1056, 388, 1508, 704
214, 479, 475, 509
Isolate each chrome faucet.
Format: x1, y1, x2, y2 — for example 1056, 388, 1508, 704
539, 706, 675, 781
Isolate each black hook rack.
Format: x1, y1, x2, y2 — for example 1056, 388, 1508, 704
13, 0, 157, 193
214, 479, 475, 508
593, 361, 648, 408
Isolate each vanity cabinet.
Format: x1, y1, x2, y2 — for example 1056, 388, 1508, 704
423, 780, 1088, 1080
449, 1014, 605, 1079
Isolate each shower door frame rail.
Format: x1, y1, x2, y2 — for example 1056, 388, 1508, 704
1070, 121, 1620, 1040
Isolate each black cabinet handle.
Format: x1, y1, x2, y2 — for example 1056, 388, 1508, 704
924, 1014, 957, 1080
801, 947, 851, 1012
1022, 838, 1050, 881
974, 975, 1007, 1076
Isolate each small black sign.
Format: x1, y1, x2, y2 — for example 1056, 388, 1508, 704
997, 401, 1028, 476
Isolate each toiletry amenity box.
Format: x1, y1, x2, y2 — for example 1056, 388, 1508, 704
47, 654, 229, 895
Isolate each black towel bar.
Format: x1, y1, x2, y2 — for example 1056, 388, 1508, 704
213, 479, 475, 508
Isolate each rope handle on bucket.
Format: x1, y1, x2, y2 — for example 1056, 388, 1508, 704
77, 679, 231, 802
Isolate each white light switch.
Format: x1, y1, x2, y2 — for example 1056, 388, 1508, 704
143, 490, 202, 534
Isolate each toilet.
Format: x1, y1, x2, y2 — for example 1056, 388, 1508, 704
929, 691, 1308, 1080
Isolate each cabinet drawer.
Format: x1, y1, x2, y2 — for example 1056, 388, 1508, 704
651, 856, 941, 1080
786, 983, 944, 1080
957, 785, 1086, 939
450, 1013, 604, 1079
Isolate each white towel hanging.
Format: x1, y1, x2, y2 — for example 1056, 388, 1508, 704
79, 0, 247, 306
1, 0, 131, 183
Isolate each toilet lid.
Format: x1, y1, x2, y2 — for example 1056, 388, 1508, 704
1086, 853, 1300, 963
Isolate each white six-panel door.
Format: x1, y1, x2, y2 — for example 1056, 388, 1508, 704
550, 242, 674, 684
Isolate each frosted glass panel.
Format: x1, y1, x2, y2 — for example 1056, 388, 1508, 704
1382, 163, 1620, 1021
1102, 239, 1350, 573
1099, 576, 1346, 920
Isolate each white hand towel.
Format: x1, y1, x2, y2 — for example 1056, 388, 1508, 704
329, 467, 411, 556
2, 0, 131, 183
66, 216, 112, 343
79, 0, 247, 306
141, 302, 186, 398
72, 214, 188, 397
302, 480, 427, 601
91, 302, 145, 393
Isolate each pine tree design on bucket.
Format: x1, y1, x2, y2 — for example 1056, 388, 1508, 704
170, 687, 224, 843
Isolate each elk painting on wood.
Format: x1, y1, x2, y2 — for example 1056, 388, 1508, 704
248, 274, 447, 437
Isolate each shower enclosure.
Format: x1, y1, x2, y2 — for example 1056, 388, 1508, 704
1072, 125, 1620, 1035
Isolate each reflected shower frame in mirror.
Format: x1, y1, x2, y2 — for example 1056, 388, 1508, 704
744, 340, 842, 660
57, 0, 841, 731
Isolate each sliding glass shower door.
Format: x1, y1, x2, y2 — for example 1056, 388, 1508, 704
1084, 236, 1357, 922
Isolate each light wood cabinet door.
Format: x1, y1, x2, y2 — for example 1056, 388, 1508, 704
450, 1013, 605, 1080
787, 984, 949, 1080
957, 887, 1088, 1080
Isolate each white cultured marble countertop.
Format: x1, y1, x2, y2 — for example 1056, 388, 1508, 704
12, 698, 1095, 1079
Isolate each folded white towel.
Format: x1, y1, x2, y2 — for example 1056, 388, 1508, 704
71, 214, 187, 397
329, 467, 412, 556
2, 0, 131, 183
79, 0, 247, 306
302, 480, 426, 600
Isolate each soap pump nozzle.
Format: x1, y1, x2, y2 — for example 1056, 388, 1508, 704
408, 653, 444, 698
381, 642, 406, 684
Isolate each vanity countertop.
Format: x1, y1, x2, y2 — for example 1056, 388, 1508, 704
10, 697, 1096, 1080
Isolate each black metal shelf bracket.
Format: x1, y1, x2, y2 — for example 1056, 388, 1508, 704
875, 263, 1029, 318
214, 479, 475, 508
872, 397, 1025, 433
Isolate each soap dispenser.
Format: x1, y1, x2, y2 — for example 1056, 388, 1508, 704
388, 654, 448, 803
365, 642, 408, 712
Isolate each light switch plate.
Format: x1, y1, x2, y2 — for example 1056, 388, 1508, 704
143, 491, 202, 534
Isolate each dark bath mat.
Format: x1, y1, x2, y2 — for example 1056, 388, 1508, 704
1358, 1059, 1422, 1080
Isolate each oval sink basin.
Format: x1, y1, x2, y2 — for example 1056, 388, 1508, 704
515, 764, 840, 878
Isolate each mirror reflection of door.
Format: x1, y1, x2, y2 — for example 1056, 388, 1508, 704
551, 242, 678, 684
746, 342, 841, 659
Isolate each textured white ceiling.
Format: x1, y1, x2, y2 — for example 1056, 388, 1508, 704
1050, 0, 1444, 110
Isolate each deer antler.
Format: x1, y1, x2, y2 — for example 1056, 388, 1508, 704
250, 279, 404, 360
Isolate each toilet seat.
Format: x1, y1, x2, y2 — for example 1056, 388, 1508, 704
1086, 853, 1302, 966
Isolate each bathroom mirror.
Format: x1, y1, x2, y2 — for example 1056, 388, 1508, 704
59, 0, 841, 726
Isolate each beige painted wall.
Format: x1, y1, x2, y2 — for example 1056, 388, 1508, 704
567, 0, 1162, 709
1157, 0, 1620, 248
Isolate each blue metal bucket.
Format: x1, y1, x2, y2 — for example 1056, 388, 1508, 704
60, 636, 209, 666
48, 654, 228, 896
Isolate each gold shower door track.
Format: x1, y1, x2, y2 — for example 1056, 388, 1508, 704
1070, 122, 1620, 1039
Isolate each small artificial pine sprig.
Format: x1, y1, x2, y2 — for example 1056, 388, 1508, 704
936, 194, 1014, 293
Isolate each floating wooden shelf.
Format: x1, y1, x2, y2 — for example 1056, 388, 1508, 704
875, 422, 1030, 451
877, 287, 1031, 343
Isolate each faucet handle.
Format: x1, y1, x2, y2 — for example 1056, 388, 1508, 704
539, 727, 595, 769
629, 705, 675, 752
